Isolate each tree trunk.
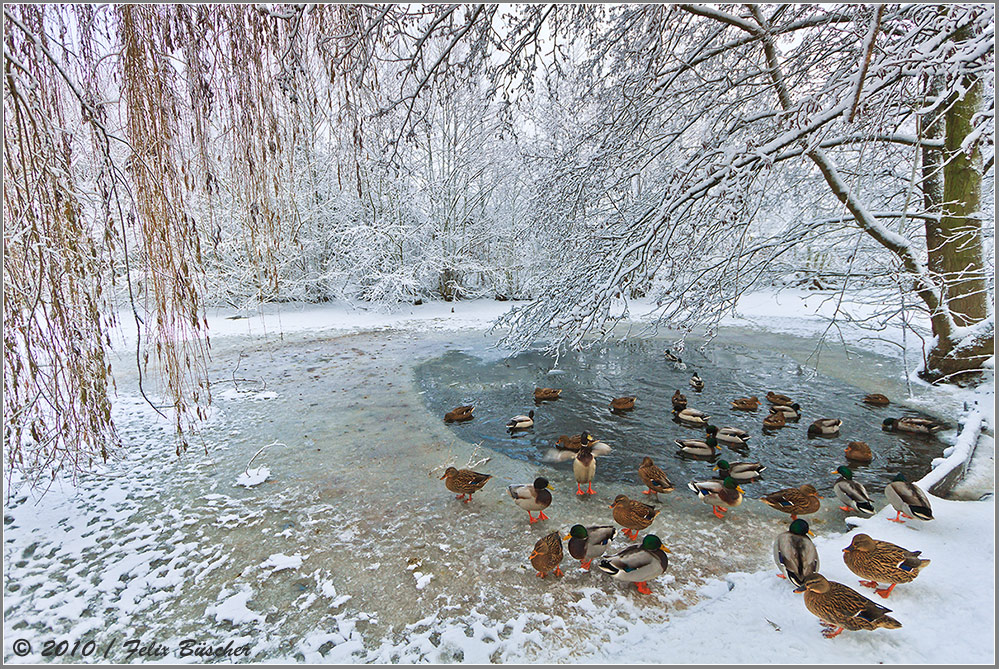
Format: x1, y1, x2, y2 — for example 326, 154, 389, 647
919, 21, 992, 384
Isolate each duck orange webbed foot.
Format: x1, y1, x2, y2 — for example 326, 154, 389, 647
858, 580, 879, 589
538, 511, 549, 521
635, 581, 652, 595
711, 505, 727, 519
586, 483, 595, 495
580, 560, 592, 571
838, 506, 852, 512
821, 626, 845, 639
875, 584, 897, 598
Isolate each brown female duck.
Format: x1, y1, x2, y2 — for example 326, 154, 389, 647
731, 396, 760, 411
444, 405, 475, 423
766, 391, 794, 406
534, 387, 562, 401
610, 396, 637, 412
529, 531, 564, 578
610, 494, 659, 540
842, 533, 930, 598
845, 441, 873, 463
762, 484, 821, 521
638, 457, 675, 498
763, 409, 786, 429
671, 389, 688, 411
439, 467, 492, 503
794, 573, 902, 638
863, 393, 890, 406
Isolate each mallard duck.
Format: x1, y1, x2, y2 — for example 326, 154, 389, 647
774, 519, 818, 587
689, 372, 705, 391
610, 396, 637, 412
638, 457, 675, 497
664, 349, 682, 363
763, 409, 786, 429
572, 446, 597, 496
508, 477, 553, 524
845, 441, 873, 463
884, 473, 933, 523
770, 403, 801, 420
598, 534, 670, 594
671, 389, 688, 412
713, 458, 765, 482
863, 393, 890, 406
610, 494, 659, 540
439, 467, 492, 503
706, 424, 751, 448
529, 531, 563, 578
534, 387, 562, 401
807, 418, 842, 436
688, 476, 744, 519
444, 405, 475, 423
554, 431, 593, 451
506, 410, 535, 430
882, 417, 944, 434
731, 396, 760, 411
565, 524, 616, 571
794, 573, 902, 638
842, 533, 931, 598
762, 484, 821, 520
675, 408, 711, 428
767, 391, 794, 405
832, 466, 875, 516
675, 435, 721, 458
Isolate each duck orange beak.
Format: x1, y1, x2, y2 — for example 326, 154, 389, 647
737, 486, 745, 494
660, 546, 672, 553
793, 585, 807, 593
439, 473, 447, 480
808, 530, 815, 537
563, 535, 572, 541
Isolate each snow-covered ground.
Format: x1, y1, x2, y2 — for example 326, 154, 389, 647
4, 289, 994, 663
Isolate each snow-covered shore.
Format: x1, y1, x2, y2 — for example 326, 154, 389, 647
5, 289, 994, 664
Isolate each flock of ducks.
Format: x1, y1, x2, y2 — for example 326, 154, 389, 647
437, 353, 947, 638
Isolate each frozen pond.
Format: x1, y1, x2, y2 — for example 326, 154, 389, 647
417, 335, 945, 496
3, 324, 954, 663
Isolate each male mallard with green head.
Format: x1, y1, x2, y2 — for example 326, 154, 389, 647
506, 410, 535, 430
706, 424, 751, 448
598, 534, 671, 594
774, 519, 818, 587
508, 477, 554, 524
771, 402, 802, 420
842, 533, 930, 598
794, 573, 902, 638
714, 459, 765, 482
807, 418, 841, 436
688, 476, 744, 519
884, 473, 933, 523
675, 408, 711, 428
832, 466, 875, 516
675, 435, 721, 458
565, 524, 616, 571
882, 417, 944, 434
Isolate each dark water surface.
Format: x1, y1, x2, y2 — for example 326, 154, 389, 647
416, 337, 946, 497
